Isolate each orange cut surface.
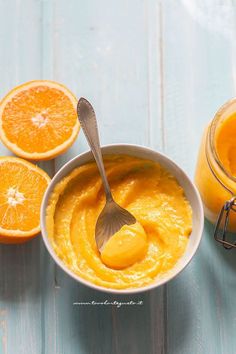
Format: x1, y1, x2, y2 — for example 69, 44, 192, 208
0, 80, 80, 160
0, 157, 50, 243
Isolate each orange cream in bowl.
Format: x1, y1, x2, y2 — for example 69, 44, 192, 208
41, 145, 203, 293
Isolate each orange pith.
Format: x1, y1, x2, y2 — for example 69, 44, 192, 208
0, 80, 80, 160
0, 157, 50, 243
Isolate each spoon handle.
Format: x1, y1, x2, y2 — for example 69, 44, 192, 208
77, 98, 113, 201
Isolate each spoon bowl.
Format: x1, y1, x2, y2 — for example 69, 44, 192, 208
95, 197, 136, 251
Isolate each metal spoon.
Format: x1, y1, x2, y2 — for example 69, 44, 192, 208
77, 98, 136, 252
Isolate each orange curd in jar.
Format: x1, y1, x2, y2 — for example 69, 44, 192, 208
195, 99, 236, 232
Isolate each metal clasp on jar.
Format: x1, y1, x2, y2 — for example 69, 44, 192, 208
214, 197, 236, 249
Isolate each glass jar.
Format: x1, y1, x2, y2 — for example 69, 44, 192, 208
195, 98, 236, 248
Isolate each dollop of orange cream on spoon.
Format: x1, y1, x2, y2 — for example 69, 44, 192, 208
101, 222, 147, 269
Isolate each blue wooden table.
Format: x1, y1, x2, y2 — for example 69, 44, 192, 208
1, 1, 236, 353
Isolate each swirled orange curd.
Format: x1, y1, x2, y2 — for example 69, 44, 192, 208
46, 155, 192, 289
215, 113, 236, 176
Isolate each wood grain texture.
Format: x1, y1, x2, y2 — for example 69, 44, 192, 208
46, 1, 165, 353
0, 0, 236, 353
0, 1, 47, 354
163, 1, 236, 354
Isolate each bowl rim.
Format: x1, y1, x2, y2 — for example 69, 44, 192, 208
40, 143, 204, 294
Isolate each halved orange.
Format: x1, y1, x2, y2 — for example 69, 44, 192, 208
0, 157, 50, 243
0, 80, 80, 160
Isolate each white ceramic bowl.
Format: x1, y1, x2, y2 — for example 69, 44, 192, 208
40, 144, 204, 294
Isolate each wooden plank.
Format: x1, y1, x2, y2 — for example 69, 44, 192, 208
0, 1, 55, 353
162, 1, 236, 353
42, 0, 166, 353
0, 1, 44, 354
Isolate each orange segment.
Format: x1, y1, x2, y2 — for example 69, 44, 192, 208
0, 80, 80, 160
0, 157, 50, 243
